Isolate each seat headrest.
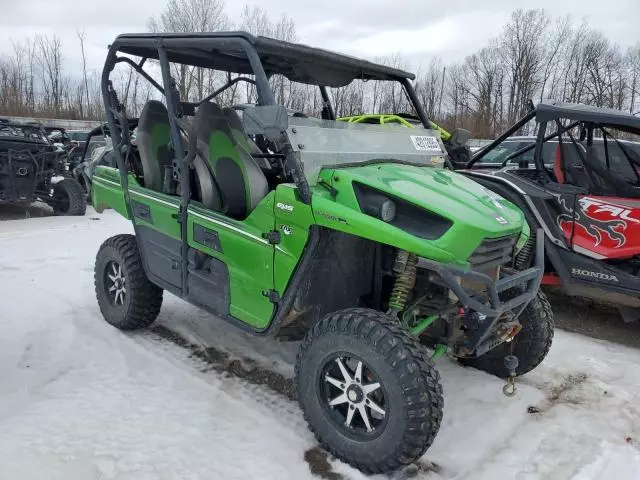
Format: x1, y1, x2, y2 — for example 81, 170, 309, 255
194, 102, 231, 143
139, 100, 169, 132
222, 107, 245, 133
136, 100, 172, 191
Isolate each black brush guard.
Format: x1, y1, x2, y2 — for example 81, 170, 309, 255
0, 144, 56, 203
417, 229, 544, 356
418, 229, 544, 318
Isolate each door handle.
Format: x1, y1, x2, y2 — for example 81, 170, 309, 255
193, 223, 222, 252
131, 200, 153, 223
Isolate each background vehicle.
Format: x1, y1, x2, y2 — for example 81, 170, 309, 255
71, 121, 137, 195
471, 135, 640, 175
464, 100, 640, 322
91, 32, 552, 474
45, 126, 72, 150
0, 118, 86, 215
67, 129, 89, 150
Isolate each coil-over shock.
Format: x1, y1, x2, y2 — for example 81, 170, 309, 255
387, 250, 418, 315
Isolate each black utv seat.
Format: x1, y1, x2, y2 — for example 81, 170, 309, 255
136, 100, 174, 192
193, 102, 268, 219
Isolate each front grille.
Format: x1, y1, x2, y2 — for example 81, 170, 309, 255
468, 234, 518, 270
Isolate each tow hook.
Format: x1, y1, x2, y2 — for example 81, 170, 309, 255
502, 355, 519, 397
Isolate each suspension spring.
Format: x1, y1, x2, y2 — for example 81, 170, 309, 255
514, 234, 535, 270
388, 250, 418, 313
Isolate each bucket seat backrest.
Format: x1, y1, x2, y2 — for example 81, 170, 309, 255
222, 106, 271, 171
194, 103, 268, 219
192, 150, 223, 212
137, 100, 174, 192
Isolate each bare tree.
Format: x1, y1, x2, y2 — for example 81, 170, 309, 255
148, 0, 228, 101
539, 15, 572, 101
629, 44, 640, 114
415, 57, 445, 120
36, 34, 64, 115
500, 9, 549, 124
77, 30, 91, 118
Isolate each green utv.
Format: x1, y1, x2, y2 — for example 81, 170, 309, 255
92, 32, 553, 474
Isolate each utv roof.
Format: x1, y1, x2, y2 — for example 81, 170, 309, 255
109, 32, 415, 87
536, 100, 640, 131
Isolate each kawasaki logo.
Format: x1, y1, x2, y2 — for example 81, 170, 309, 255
571, 268, 619, 282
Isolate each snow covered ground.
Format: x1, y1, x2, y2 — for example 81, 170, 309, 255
0, 209, 639, 480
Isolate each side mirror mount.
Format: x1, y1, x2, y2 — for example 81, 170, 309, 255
243, 105, 289, 141
450, 128, 471, 147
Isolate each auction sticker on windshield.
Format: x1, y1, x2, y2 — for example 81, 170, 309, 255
410, 135, 440, 151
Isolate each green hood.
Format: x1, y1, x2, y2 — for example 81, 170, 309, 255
313, 163, 525, 266
345, 163, 523, 236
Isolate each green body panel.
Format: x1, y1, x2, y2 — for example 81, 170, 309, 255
129, 182, 182, 240
312, 164, 524, 267
93, 167, 181, 239
91, 166, 129, 218
272, 184, 315, 294
187, 194, 276, 328
92, 157, 528, 330
93, 166, 275, 328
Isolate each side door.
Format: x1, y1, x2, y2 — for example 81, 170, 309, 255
186, 193, 277, 330
127, 179, 184, 293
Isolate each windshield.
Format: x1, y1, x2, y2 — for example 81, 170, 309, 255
477, 142, 523, 164
287, 116, 446, 181
85, 135, 108, 162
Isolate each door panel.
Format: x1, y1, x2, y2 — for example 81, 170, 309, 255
186, 248, 230, 316
128, 185, 183, 291
136, 225, 183, 290
186, 193, 276, 329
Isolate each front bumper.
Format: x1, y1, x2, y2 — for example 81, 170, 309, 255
418, 229, 544, 318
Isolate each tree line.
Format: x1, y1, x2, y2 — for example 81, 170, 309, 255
1, 1, 638, 139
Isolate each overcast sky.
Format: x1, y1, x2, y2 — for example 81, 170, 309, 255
0, 0, 638, 75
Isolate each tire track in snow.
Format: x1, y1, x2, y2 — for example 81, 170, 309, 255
133, 325, 443, 480
133, 325, 350, 480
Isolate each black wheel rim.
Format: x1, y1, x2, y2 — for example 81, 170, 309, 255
104, 260, 127, 306
318, 353, 388, 440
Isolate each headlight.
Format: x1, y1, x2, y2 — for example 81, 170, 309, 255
353, 182, 452, 240
360, 191, 396, 222
380, 199, 396, 222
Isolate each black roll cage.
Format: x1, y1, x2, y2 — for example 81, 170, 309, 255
101, 33, 433, 209
468, 100, 640, 195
